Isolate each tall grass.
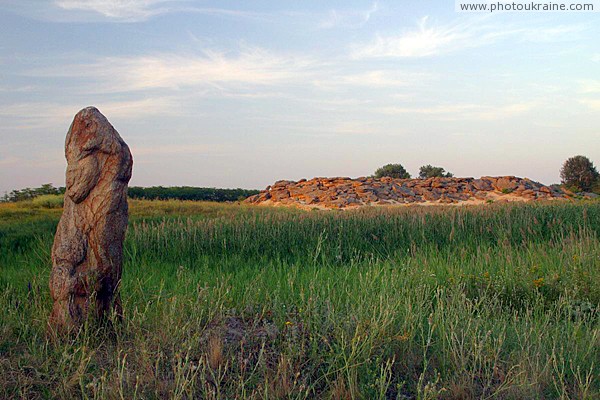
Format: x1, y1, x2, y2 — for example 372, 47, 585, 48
0, 200, 598, 399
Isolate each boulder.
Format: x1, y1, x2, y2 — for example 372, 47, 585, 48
493, 176, 519, 192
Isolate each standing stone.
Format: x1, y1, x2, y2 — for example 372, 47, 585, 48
49, 107, 133, 333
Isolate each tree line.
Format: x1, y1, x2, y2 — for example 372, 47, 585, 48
1, 184, 66, 202
127, 186, 259, 202
1, 185, 259, 203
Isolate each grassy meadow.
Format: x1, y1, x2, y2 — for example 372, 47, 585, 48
0, 197, 599, 399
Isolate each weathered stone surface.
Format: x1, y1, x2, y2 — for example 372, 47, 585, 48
245, 176, 568, 210
493, 176, 519, 192
49, 107, 132, 333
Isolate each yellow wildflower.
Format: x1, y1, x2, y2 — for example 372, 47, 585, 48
395, 332, 410, 342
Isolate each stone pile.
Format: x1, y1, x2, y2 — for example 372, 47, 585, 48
245, 176, 568, 209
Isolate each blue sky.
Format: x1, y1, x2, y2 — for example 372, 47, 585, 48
1, 0, 599, 193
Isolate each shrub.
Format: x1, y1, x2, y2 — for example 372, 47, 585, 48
418, 165, 453, 179
374, 164, 411, 179
560, 155, 599, 192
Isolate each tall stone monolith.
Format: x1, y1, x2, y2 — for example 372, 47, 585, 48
49, 107, 133, 333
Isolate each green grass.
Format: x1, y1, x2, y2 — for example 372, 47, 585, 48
0, 199, 599, 399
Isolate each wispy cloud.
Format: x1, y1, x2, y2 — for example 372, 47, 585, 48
26, 47, 318, 92
133, 144, 224, 156
55, 0, 176, 20
352, 16, 586, 58
52, 0, 265, 22
319, 2, 379, 29
98, 97, 183, 117
314, 70, 430, 89
0, 97, 181, 130
378, 102, 535, 120
353, 16, 471, 58
592, 54, 600, 62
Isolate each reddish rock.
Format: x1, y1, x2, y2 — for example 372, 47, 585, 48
493, 176, 519, 192
49, 107, 132, 334
245, 176, 567, 210
473, 179, 493, 191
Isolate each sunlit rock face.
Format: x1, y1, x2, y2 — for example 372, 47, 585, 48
49, 107, 133, 334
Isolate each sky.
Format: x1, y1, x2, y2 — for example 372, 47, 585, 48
1, 0, 599, 193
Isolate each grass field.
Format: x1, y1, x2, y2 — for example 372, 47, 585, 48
1, 198, 599, 399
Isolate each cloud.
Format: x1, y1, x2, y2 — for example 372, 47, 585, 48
593, 54, 600, 63
314, 70, 430, 89
133, 144, 224, 156
98, 97, 183, 117
0, 97, 181, 130
352, 16, 470, 58
378, 102, 535, 120
319, 2, 379, 29
27, 48, 318, 93
31, 0, 269, 22
24, 48, 433, 98
352, 16, 586, 58
54, 0, 176, 20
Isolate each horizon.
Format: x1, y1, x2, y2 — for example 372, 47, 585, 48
1, 1, 599, 194
0, 171, 576, 195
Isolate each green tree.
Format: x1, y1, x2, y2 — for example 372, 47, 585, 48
418, 164, 453, 179
374, 163, 411, 179
1, 183, 64, 202
560, 155, 599, 192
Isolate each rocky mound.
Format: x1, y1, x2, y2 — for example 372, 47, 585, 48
245, 176, 568, 209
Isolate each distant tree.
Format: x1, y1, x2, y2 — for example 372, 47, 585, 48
560, 155, 599, 192
418, 165, 453, 179
374, 164, 411, 179
1, 184, 64, 202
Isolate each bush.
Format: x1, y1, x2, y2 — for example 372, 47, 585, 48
560, 155, 599, 192
418, 164, 453, 179
374, 164, 411, 179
